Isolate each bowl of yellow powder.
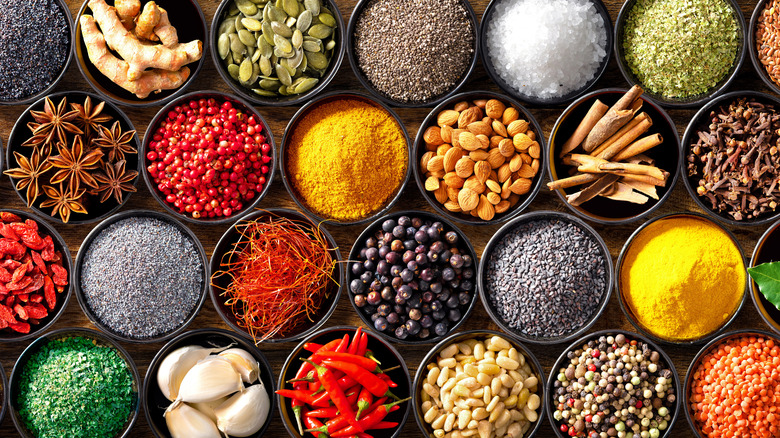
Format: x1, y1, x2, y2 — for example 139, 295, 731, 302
281, 92, 411, 225
617, 212, 747, 345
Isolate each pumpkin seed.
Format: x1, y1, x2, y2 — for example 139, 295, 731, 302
235, 15, 245, 30
293, 77, 318, 93
259, 55, 273, 75
318, 12, 335, 28
218, 34, 230, 59
297, 10, 312, 32
274, 34, 293, 53
271, 21, 293, 37
238, 29, 256, 46
239, 58, 253, 82
276, 63, 292, 86
308, 24, 332, 39
229, 33, 245, 53
302, 40, 320, 52
237, 0, 258, 15
304, 0, 320, 16
259, 78, 279, 90
250, 0, 265, 4
228, 63, 240, 80
278, 85, 291, 95
305, 50, 328, 69
267, 3, 287, 22
228, 3, 240, 16
242, 17, 263, 31
289, 47, 304, 68
286, 16, 297, 28
324, 38, 335, 51
300, 52, 308, 71
274, 46, 294, 58
225, 52, 234, 64
251, 49, 261, 62
258, 36, 273, 57
253, 88, 277, 96
262, 21, 275, 45
219, 18, 236, 35
280, 57, 296, 75
291, 29, 303, 49
282, 0, 298, 17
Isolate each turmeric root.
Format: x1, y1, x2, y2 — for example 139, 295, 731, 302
153, 6, 178, 47
80, 15, 190, 99
115, 0, 140, 30
134, 1, 160, 41
86, 0, 201, 82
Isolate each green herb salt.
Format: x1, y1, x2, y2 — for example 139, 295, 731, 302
622, 0, 740, 99
17, 336, 135, 438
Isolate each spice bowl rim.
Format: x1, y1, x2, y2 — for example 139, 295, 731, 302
142, 327, 276, 438
344, 0, 480, 109
613, 0, 747, 108
209, 0, 346, 107
8, 326, 141, 438
346, 209, 480, 345
479, 0, 613, 107
0, 360, 6, 426
5, 90, 142, 225
0, 208, 73, 343
748, 0, 780, 97
208, 207, 344, 344
277, 325, 413, 438
545, 329, 682, 438
73, 209, 210, 344
615, 211, 748, 346
73, 0, 208, 108
680, 89, 780, 227
682, 329, 780, 438
279, 90, 412, 227
0, 0, 73, 107
140, 89, 277, 225
545, 87, 683, 225
412, 329, 547, 438
411, 89, 546, 226
748, 218, 780, 336
477, 209, 614, 345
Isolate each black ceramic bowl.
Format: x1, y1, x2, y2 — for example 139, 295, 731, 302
547, 88, 681, 224
347, 210, 479, 345
5, 90, 141, 225
681, 90, 780, 226
749, 219, 780, 336
74, 0, 207, 107
0, 0, 72, 106
615, 0, 746, 108
0, 209, 72, 343
750, 0, 780, 96
683, 329, 780, 438
478, 210, 613, 345
73, 210, 209, 344
211, 0, 345, 107
546, 330, 681, 438
480, 0, 612, 107
210, 208, 343, 344
346, 0, 479, 108
9, 327, 140, 438
280, 91, 411, 226
143, 328, 275, 438
616, 212, 747, 346
278, 326, 412, 438
0, 361, 6, 425
414, 330, 546, 438
141, 90, 276, 225
413, 90, 546, 226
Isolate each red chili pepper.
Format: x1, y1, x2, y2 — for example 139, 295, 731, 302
321, 359, 391, 398
378, 372, 398, 388
290, 371, 359, 391
304, 398, 388, 436
371, 421, 399, 430
357, 332, 368, 357
355, 433, 373, 438
275, 389, 330, 408
312, 351, 381, 372
304, 407, 340, 418
329, 399, 408, 437
335, 333, 350, 353
355, 386, 373, 420
348, 327, 362, 355
303, 413, 329, 438
303, 342, 323, 353
294, 337, 343, 390
303, 359, 363, 432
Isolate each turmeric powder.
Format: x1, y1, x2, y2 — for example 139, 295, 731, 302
286, 97, 408, 222
620, 215, 745, 342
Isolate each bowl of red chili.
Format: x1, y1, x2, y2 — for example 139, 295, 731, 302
210, 208, 343, 344
277, 325, 412, 438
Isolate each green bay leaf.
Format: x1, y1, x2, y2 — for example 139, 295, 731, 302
748, 261, 780, 310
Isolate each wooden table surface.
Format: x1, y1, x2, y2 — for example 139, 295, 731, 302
0, 0, 774, 436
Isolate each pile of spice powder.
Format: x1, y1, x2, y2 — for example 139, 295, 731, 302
622, 0, 740, 99
17, 336, 135, 438
484, 218, 607, 338
620, 216, 744, 342
80, 216, 203, 339
353, 0, 475, 103
0, 0, 69, 101
485, 0, 607, 99
286, 97, 407, 221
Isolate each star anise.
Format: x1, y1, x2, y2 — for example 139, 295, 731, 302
92, 120, 137, 162
29, 96, 83, 147
93, 160, 138, 204
71, 96, 112, 140
3, 151, 53, 207
47, 136, 104, 193
40, 183, 87, 224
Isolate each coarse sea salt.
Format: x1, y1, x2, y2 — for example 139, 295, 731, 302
486, 0, 607, 99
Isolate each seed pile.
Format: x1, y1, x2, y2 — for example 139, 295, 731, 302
687, 97, 780, 221
485, 0, 607, 100
80, 216, 203, 339
485, 218, 607, 338
353, 0, 475, 103
551, 334, 676, 438
0, 0, 69, 101
757, 0, 780, 87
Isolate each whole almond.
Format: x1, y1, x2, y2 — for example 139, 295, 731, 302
531, 158, 540, 173
490, 135, 503, 148
444, 200, 462, 212
498, 163, 512, 183
424, 126, 444, 146
467, 121, 493, 137
477, 195, 496, 221
487, 148, 506, 169
458, 187, 479, 211
489, 170, 498, 181
427, 155, 444, 173
474, 160, 491, 184
437, 110, 459, 127
527, 130, 536, 141
459, 131, 480, 151
529, 142, 541, 159
463, 175, 485, 194
437, 143, 451, 157
492, 120, 508, 137
521, 153, 532, 165
473, 99, 488, 109
424, 176, 440, 191
434, 184, 448, 204
508, 193, 521, 206
486, 179, 501, 193
513, 133, 533, 151
451, 129, 467, 148
498, 138, 514, 157
501, 179, 512, 199
454, 101, 470, 112
502, 107, 520, 125
509, 153, 524, 173
455, 156, 475, 179
507, 119, 529, 137
487, 192, 501, 205
447, 186, 460, 202
510, 178, 532, 195
485, 99, 506, 119
440, 125, 454, 143
443, 147, 464, 173
482, 116, 493, 125
444, 172, 465, 189
420, 151, 435, 171
470, 150, 489, 161
470, 208, 480, 217
516, 163, 536, 179
476, 134, 490, 149
429, 169, 445, 179
495, 200, 511, 213
458, 107, 480, 129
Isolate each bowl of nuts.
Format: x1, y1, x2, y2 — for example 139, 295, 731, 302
413, 91, 545, 225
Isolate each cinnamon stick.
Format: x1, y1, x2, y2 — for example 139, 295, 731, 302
567, 174, 620, 206
611, 134, 663, 162
546, 173, 599, 190
596, 118, 653, 161
597, 162, 666, 180
589, 112, 650, 157
620, 177, 659, 199
582, 85, 644, 152
559, 100, 609, 156
613, 85, 644, 112
620, 173, 667, 187
603, 182, 649, 204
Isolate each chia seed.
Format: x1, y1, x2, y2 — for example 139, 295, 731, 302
80, 216, 204, 339
0, 0, 69, 101
353, 0, 475, 104
485, 217, 607, 338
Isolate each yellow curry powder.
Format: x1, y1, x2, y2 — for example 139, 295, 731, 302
620, 216, 744, 341
286, 97, 407, 221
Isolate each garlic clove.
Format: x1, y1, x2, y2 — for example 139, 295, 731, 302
178, 356, 244, 404
190, 396, 228, 423
164, 400, 222, 438
215, 383, 271, 437
218, 348, 260, 384
157, 345, 214, 401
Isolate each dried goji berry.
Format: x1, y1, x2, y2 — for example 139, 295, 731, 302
41, 235, 54, 261
14, 303, 27, 320
21, 274, 44, 294
50, 264, 68, 286
7, 276, 32, 291
17, 293, 28, 302
0, 304, 16, 324
12, 224, 45, 250
0, 259, 20, 269
29, 293, 43, 303
11, 262, 30, 283
31, 251, 46, 273
44, 276, 55, 310
0, 238, 26, 258
3, 296, 12, 307
0, 319, 7, 329
9, 321, 30, 333
0, 223, 19, 241
0, 212, 21, 223
25, 303, 47, 319
0, 267, 11, 283
24, 219, 38, 231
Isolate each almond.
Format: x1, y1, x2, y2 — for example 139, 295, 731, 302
527, 130, 536, 141
434, 182, 449, 203
528, 141, 541, 159
423, 126, 444, 146
521, 153, 532, 165
509, 153, 523, 173
429, 169, 445, 179
492, 120, 508, 137
457, 187, 479, 211
531, 158, 540, 173
498, 163, 512, 183
451, 129, 467, 148
437, 110, 459, 127
508, 193, 521, 206
477, 195, 495, 220
510, 178, 532, 195
517, 163, 536, 179
495, 200, 511, 213
437, 143, 451, 157
485, 99, 506, 119
447, 186, 460, 202
425, 143, 437, 152
490, 135, 504, 148
458, 107, 480, 129
501, 179, 512, 199
444, 200, 462, 212
470, 208, 480, 217
487, 148, 506, 169
427, 155, 444, 173
489, 170, 498, 181
486, 179, 501, 193
440, 125, 454, 143
476, 134, 490, 150
454, 101, 470, 112
469, 150, 489, 161
463, 175, 485, 194
444, 172, 465, 189
513, 133, 533, 151
474, 160, 491, 184
498, 138, 514, 157
424, 176, 440, 191
486, 192, 501, 205
502, 107, 520, 125
482, 116, 493, 125
459, 131, 480, 151
455, 157, 475, 179
420, 151, 435, 171
473, 99, 488, 109
467, 120, 493, 137
507, 119, 529, 137
443, 147, 464, 173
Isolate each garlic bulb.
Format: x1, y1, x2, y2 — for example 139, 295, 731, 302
178, 356, 244, 403
214, 383, 271, 437
164, 400, 221, 438
157, 345, 227, 401
190, 396, 228, 423
218, 348, 260, 383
